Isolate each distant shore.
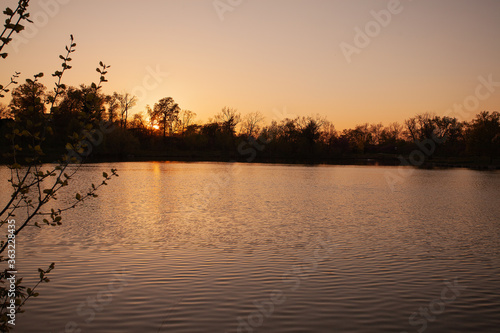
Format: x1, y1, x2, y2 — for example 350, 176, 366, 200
1, 145, 499, 170
37, 152, 500, 170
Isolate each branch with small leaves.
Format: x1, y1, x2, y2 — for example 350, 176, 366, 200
36, 169, 118, 227
1, 27, 117, 329
0, 262, 54, 332
1, 37, 112, 221
0, 72, 20, 99
19, 262, 55, 306
47, 35, 76, 111
0, 0, 32, 58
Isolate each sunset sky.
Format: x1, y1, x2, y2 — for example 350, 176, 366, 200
1, 0, 500, 129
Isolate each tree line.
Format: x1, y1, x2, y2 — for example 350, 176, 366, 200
1, 80, 499, 165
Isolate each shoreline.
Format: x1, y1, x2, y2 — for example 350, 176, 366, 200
1, 149, 498, 170
15, 153, 498, 170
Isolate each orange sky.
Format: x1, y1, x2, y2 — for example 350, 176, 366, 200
1, 0, 500, 129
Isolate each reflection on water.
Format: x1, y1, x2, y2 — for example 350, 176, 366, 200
2, 162, 499, 332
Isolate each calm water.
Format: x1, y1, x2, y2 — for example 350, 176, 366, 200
2, 162, 500, 332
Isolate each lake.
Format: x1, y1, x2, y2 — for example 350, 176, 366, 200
3, 162, 500, 332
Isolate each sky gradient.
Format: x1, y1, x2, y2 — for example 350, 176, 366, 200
1, 0, 500, 129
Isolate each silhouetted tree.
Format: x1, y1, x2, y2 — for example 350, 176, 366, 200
301, 117, 321, 147
214, 107, 240, 136
201, 122, 220, 148
58, 85, 106, 120
241, 111, 264, 137
151, 97, 180, 139
129, 112, 147, 130
105, 93, 120, 123
434, 116, 465, 156
380, 122, 403, 145
281, 118, 299, 143
342, 124, 372, 153
49, 85, 107, 143
368, 123, 384, 146
466, 111, 500, 162
177, 109, 196, 135
9, 77, 46, 122
404, 113, 438, 142
115, 92, 136, 129
319, 121, 337, 147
